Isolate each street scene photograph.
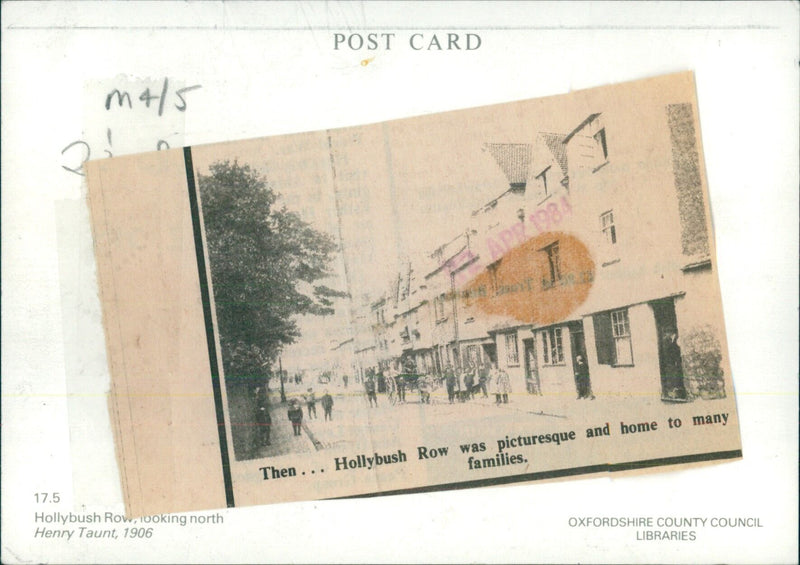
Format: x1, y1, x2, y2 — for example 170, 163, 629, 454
191, 72, 736, 465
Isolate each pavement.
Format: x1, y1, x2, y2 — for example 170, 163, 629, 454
264, 380, 575, 456
249, 391, 316, 459
243, 378, 668, 460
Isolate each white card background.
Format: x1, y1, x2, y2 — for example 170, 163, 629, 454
2, 2, 797, 563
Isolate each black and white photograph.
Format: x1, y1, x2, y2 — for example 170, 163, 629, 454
192, 79, 733, 468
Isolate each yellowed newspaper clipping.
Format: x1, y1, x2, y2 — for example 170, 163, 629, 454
86, 71, 741, 517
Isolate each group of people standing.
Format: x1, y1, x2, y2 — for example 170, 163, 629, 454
362, 366, 434, 407
360, 359, 512, 407
286, 388, 335, 436
443, 361, 511, 405
290, 388, 335, 425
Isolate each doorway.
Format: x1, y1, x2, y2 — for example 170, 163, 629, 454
481, 343, 497, 366
568, 321, 592, 398
523, 338, 541, 395
651, 298, 688, 401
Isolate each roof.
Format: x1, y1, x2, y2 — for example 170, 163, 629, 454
482, 143, 532, 185
539, 132, 569, 177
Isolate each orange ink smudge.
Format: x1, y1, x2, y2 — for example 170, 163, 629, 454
461, 232, 594, 327
360, 57, 375, 67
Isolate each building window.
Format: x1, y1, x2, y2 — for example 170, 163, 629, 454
593, 308, 634, 366
594, 128, 608, 162
535, 165, 551, 197
601, 210, 616, 245
434, 293, 447, 321
543, 242, 561, 284
504, 333, 519, 366
541, 332, 548, 364
540, 327, 564, 365
611, 309, 633, 365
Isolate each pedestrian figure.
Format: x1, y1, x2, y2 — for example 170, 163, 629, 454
491, 364, 502, 405
479, 361, 490, 398
365, 376, 378, 407
255, 404, 272, 446
464, 362, 476, 401
384, 369, 397, 405
321, 390, 334, 421
254, 386, 271, 447
662, 330, 685, 400
343, 374, 349, 388
418, 374, 431, 404
395, 371, 406, 403
574, 355, 594, 400
495, 365, 512, 404
305, 387, 317, 419
445, 364, 457, 404
457, 366, 469, 402
287, 399, 303, 436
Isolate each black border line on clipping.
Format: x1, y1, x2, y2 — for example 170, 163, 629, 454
338, 449, 742, 500
184, 146, 236, 508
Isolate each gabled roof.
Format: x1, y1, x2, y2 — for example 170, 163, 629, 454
482, 143, 532, 186
539, 132, 569, 177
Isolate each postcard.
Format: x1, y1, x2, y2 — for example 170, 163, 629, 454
85, 71, 741, 517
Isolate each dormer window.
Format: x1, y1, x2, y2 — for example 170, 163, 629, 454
594, 128, 608, 161
543, 241, 561, 284
601, 210, 616, 245
535, 166, 552, 197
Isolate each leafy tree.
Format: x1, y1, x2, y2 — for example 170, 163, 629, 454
198, 160, 347, 388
